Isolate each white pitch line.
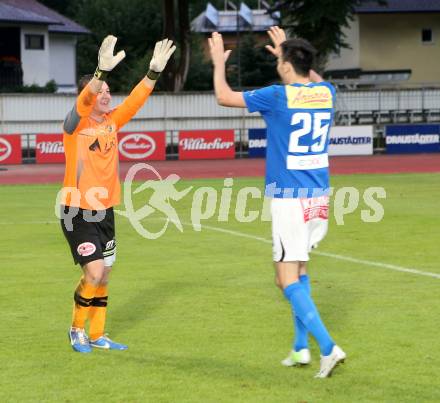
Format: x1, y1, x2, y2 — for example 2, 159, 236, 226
311, 250, 440, 279
181, 221, 440, 280
189, 222, 272, 244
1, 218, 439, 280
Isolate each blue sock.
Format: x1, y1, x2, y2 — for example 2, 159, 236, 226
290, 275, 311, 351
300, 274, 311, 294
284, 281, 334, 356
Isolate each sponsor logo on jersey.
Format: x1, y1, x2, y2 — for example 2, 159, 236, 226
37, 141, 64, 154
286, 86, 332, 109
179, 137, 234, 150
287, 153, 329, 170
119, 133, 156, 159
77, 242, 97, 257
0, 137, 12, 162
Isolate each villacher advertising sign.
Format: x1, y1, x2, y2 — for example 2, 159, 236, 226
178, 130, 235, 160
118, 132, 166, 161
36, 134, 65, 163
0, 134, 22, 164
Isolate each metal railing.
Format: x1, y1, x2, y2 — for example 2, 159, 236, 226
334, 86, 440, 125
1, 85, 440, 135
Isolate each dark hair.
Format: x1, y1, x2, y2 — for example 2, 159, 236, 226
280, 38, 316, 77
77, 74, 94, 93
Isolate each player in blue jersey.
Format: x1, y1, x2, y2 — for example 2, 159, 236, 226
209, 26, 346, 378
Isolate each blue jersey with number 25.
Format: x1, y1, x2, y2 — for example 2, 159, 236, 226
243, 82, 336, 198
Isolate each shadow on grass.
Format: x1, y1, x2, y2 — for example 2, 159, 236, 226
115, 351, 328, 386
107, 280, 192, 336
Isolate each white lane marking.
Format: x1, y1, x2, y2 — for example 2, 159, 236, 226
1, 218, 439, 279
311, 250, 440, 279
180, 221, 440, 280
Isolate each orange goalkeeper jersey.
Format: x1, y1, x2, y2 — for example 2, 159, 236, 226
62, 80, 152, 210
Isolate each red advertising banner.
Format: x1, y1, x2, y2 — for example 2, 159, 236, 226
36, 133, 65, 163
0, 134, 22, 164
118, 131, 166, 161
178, 130, 235, 160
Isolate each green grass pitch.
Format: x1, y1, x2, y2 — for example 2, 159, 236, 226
0, 173, 439, 402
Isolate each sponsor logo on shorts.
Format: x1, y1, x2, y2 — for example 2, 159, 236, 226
301, 196, 329, 222
105, 240, 115, 250
118, 133, 156, 159
77, 242, 97, 257
0, 137, 12, 162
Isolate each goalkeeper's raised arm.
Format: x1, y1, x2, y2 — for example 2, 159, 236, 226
144, 38, 176, 88
110, 38, 176, 128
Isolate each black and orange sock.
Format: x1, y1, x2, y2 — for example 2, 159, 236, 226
88, 285, 108, 341
71, 277, 98, 329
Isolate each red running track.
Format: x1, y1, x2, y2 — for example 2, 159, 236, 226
1, 154, 439, 185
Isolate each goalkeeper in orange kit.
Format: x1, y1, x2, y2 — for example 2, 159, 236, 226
60, 35, 176, 352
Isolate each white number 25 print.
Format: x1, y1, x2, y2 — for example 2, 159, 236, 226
288, 112, 331, 154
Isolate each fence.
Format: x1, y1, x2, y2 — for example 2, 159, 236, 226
1, 85, 440, 162
335, 87, 440, 125
1, 86, 440, 133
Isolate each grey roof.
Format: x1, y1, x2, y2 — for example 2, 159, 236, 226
356, 0, 440, 13
0, 0, 90, 34
192, 3, 280, 33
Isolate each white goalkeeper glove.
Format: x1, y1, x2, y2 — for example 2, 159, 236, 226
95, 35, 126, 80
147, 39, 176, 80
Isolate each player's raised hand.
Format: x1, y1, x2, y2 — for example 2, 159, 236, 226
98, 35, 126, 72
265, 26, 287, 58
149, 39, 176, 73
208, 32, 232, 66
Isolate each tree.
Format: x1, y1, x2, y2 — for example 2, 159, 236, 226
239, 34, 279, 88
269, 0, 386, 69
162, 0, 266, 91
38, 0, 278, 91
162, 0, 191, 92
183, 35, 213, 91
69, 0, 162, 92
38, 0, 75, 17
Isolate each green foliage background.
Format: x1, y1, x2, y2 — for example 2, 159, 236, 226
39, 0, 278, 91
38, 0, 369, 91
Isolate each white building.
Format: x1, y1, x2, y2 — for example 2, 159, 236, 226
0, 0, 90, 92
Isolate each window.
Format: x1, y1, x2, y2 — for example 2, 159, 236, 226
25, 34, 44, 50
421, 28, 433, 44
